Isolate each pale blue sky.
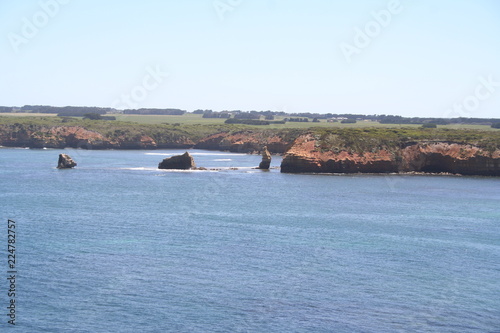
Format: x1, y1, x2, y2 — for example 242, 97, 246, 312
1, 0, 499, 117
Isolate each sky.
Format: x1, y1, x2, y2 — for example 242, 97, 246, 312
1, 0, 499, 117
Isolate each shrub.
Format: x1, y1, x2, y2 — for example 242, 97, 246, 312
83, 113, 102, 120
225, 119, 270, 125
422, 123, 437, 128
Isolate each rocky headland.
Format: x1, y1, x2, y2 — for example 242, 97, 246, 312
281, 133, 500, 176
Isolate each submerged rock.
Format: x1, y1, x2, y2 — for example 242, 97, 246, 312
158, 152, 196, 170
258, 146, 272, 169
57, 154, 77, 169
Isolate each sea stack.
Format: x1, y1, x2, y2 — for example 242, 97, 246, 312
258, 146, 271, 169
158, 151, 196, 170
57, 154, 77, 169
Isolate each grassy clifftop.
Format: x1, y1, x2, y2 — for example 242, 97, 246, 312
311, 127, 500, 154
0, 116, 498, 152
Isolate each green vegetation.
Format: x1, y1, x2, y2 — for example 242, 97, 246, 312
311, 127, 500, 154
2, 112, 497, 131
286, 117, 309, 123
0, 115, 499, 153
492, 122, 500, 129
0, 115, 232, 143
421, 123, 437, 128
224, 118, 286, 125
2, 106, 498, 128
83, 113, 116, 121
111, 113, 226, 125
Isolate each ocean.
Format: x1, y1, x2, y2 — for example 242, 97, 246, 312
1, 148, 499, 332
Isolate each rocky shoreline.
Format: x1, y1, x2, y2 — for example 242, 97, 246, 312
0, 124, 295, 152
1, 123, 499, 176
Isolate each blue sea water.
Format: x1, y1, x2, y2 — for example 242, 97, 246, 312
1, 148, 499, 332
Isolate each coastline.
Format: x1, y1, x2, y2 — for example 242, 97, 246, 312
1, 121, 499, 176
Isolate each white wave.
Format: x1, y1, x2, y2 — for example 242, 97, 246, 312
158, 169, 216, 173
213, 166, 256, 171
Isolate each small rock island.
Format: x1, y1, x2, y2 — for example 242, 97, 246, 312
258, 146, 272, 170
57, 154, 77, 169
158, 152, 195, 170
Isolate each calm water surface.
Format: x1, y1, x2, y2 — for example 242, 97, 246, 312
1, 148, 499, 332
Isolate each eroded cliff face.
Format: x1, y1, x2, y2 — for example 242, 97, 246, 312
194, 131, 291, 153
281, 134, 500, 176
401, 142, 500, 176
0, 125, 155, 149
0, 125, 187, 149
0, 125, 292, 153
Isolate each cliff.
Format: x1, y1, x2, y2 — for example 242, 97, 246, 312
0, 122, 296, 153
0, 125, 159, 149
193, 130, 294, 153
281, 133, 500, 176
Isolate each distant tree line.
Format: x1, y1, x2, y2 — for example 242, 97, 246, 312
83, 113, 116, 121
202, 111, 230, 118
234, 113, 261, 120
203, 111, 500, 125
376, 115, 500, 125
0, 106, 13, 112
123, 108, 185, 115
224, 119, 286, 125
0, 105, 114, 116
378, 115, 450, 125
285, 118, 309, 122
18, 105, 114, 116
